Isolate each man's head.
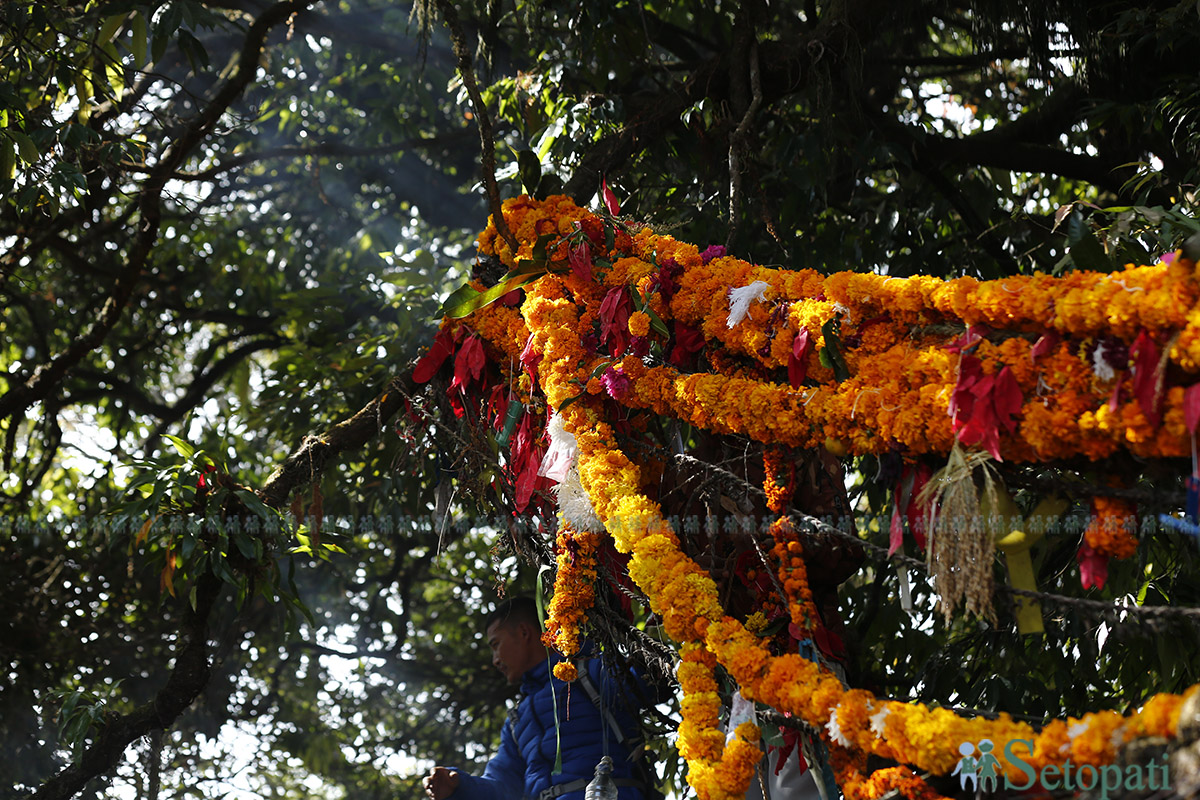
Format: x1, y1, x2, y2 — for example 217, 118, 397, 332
484, 598, 544, 684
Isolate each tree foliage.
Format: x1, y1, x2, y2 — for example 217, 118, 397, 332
4, 0, 1200, 798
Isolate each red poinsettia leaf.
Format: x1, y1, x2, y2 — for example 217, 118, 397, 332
906, 465, 931, 549
1186, 384, 1200, 434
520, 333, 542, 373
487, 384, 509, 430
413, 328, 456, 383
1077, 543, 1109, 590
601, 176, 620, 216
992, 366, 1023, 433
1130, 330, 1163, 424
888, 498, 905, 556
514, 457, 538, 512
599, 287, 631, 356
450, 334, 486, 393
1031, 331, 1061, 360
949, 355, 984, 425
568, 241, 593, 283
511, 413, 532, 462
813, 623, 846, 660
789, 328, 812, 388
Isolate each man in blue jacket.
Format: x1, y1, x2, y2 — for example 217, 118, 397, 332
422, 598, 648, 800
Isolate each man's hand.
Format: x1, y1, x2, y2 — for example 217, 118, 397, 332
423, 767, 459, 800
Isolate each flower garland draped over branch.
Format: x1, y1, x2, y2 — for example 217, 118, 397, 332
414, 194, 1200, 800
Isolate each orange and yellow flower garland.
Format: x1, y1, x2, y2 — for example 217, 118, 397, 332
1084, 496, 1139, 558
677, 643, 764, 800
465, 194, 1200, 463
426, 194, 1200, 799
542, 523, 602, 682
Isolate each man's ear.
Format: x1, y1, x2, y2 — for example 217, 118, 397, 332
517, 621, 541, 644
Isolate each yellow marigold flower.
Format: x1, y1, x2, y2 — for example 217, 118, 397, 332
628, 310, 651, 337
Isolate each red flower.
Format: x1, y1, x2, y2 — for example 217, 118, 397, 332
600, 365, 630, 399
669, 322, 705, 367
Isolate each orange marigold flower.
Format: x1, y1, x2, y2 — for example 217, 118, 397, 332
628, 310, 651, 337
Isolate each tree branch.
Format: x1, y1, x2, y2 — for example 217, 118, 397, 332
63, 335, 280, 441
0, 0, 314, 428
259, 372, 416, 508
26, 572, 222, 800
145, 133, 472, 182
434, 0, 518, 255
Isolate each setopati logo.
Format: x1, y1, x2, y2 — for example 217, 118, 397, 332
952, 738, 1171, 798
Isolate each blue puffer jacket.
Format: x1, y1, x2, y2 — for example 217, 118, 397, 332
451, 657, 646, 800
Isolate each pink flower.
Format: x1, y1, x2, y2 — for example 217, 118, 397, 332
599, 366, 630, 399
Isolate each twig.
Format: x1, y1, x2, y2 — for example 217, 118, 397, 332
435, 0, 519, 256
727, 40, 762, 249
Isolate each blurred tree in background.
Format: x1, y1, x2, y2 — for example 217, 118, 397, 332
4, 1, 1200, 798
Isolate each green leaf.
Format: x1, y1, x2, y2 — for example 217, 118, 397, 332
163, 435, 195, 459
1065, 212, 1112, 272
232, 530, 256, 560
9, 130, 38, 165
97, 13, 126, 46
1, 141, 15, 182
531, 231, 557, 263
646, 307, 670, 338
517, 148, 541, 194
130, 11, 147, 64
439, 267, 547, 319
234, 488, 276, 522
819, 318, 850, 381
536, 173, 563, 200
557, 392, 584, 412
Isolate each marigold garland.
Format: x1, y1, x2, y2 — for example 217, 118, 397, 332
542, 522, 602, 681
840, 764, 950, 800
416, 194, 1200, 799
1085, 495, 1139, 559
465, 194, 1200, 463
677, 644, 763, 800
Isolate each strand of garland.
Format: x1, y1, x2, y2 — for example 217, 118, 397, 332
542, 522, 602, 682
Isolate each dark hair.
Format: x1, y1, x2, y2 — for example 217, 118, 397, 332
484, 597, 541, 633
